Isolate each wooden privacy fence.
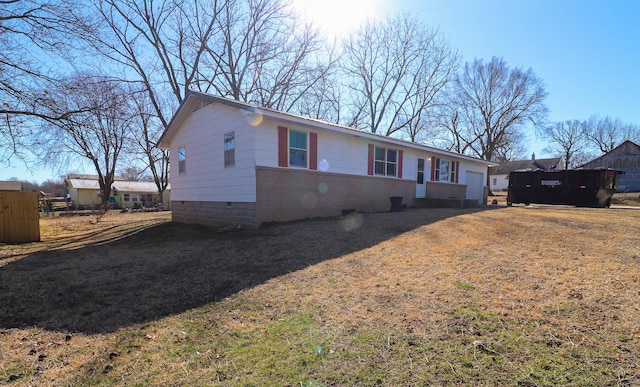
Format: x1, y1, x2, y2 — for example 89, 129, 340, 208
0, 191, 40, 243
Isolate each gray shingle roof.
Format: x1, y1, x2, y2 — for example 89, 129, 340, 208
489, 157, 563, 175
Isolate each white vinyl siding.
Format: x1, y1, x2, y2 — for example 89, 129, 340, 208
170, 103, 256, 202
254, 118, 369, 176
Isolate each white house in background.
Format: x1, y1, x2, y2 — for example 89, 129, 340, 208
159, 91, 494, 228
66, 174, 170, 209
489, 156, 563, 191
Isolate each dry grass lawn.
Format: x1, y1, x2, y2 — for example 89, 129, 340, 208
1, 206, 639, 385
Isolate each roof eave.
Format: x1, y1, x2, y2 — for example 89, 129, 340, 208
162, 90, 496, 166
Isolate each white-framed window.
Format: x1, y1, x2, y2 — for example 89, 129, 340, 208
435, 158, 457, 183
374, 146, 397, 177
492, 178, 497, 186
289, 130, 307, 168
224, 131, 235, 167
124, 193, 130, 202
417, 158, 425, 184
178, 146, 186, 174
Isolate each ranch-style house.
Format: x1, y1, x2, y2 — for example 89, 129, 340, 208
159, 90, 494, 228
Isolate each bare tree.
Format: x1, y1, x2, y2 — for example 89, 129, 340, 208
540, 120, 589, 168
199, 0, 335, 114
72, 0, 333, 203
583, 115, 640, 154
0, 0, 93, 162
430, 101, 469, 152
38, 74, 134, 214
342, 13, 459, 137
88, 0, 221, 126
492, 131, 528, 162
130, 90, 170, 205
451, 57, 548, 162
73, 0, 223, 202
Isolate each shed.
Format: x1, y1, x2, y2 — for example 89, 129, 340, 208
0, 182, 40, 243
580, 140, 640, 192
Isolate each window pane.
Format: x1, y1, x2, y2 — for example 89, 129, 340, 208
224, 132, 235, 167
450, 161, 456, 182
224, 132, 235, 151
375, 146, 386, 161
290, 149, 306, 167
387, 149, 397, 163
290, 131, 307, 149
439, 160, 449, 182
178, 146, 186, 173
418, 158, 425, 171
387, 163, 396, 177
374, 161, 385, 175
225, 150, 235, 166
417, 171, 424, 184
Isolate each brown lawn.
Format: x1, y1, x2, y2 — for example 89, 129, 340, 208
1, 206, 639, 385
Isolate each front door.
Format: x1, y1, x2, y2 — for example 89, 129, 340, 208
416, 157, 426, 198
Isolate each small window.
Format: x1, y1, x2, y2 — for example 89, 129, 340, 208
178, 147, 186, 174
417, 158, 425, 184
374, 146, 397, 177
374, 146, 386, 175
124, 193, 130, 202
289, 130, 307, 168
492, 178, 497, 186
438, 159, 449, 182
224, 132, 235, 167
450, 161, 457, 183
435, 158, 457, 183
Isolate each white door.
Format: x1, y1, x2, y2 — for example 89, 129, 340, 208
415, 157, 426, 198
465, 171, 484, 204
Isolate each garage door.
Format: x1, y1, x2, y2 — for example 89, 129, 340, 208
465, 171, 484, 204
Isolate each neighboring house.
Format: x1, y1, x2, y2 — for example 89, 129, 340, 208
580, 140, 640, 192
158, 91, 494, 228
0, 181, 23, 191
489, 155, 563, 191
66, 174, 170, 209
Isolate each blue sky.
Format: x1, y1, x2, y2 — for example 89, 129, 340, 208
391, 0, 640, 151
2, 0, 639, 182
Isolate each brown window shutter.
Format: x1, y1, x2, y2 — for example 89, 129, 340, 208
398, 150, 403, 178
430, 156, 436, 181
309, 132, 318, 170
278, 126, 288, 167
368, 144, 374, 175
455, 161, 460, 183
